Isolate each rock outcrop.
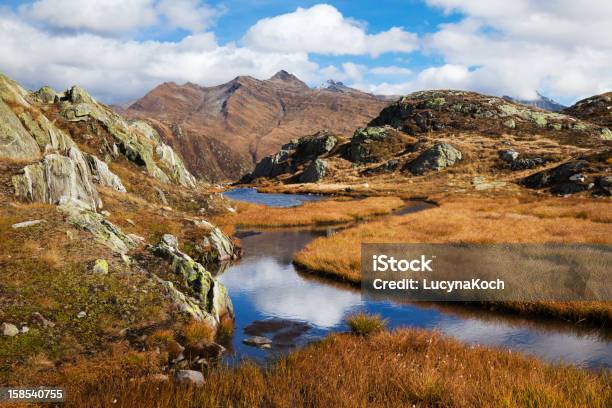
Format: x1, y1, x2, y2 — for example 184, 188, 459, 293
58, 87, 196, 188
13, 147, 102, 210
59, 205, 136, 254
348, 126, 415, 163
152, 234, 233, 323
299, 159, 327, 183
193, 220, 238, 263
369, 90, 606, 146
406, 143, 462, 175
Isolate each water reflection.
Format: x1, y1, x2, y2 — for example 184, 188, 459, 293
219, 227, 612, 369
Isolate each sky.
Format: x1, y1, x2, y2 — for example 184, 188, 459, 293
0, 0, 611, 105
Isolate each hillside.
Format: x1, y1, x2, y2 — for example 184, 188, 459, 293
563, 92, 612, 128
244, 89, 611, 197
123, 71, 391, 181
0, 73, 240, 383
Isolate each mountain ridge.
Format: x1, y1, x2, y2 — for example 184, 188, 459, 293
122, 71, 392, 181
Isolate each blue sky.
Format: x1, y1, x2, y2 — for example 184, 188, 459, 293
0, 1, 610, 105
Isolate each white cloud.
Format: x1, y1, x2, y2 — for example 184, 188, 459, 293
370, 66, 412, 76
243, 4, 418, 57
421, 0, 612, 100
19, 0, 224, 35
0, 11, 318, 103
156, 0, 225, 32
20, 0, 159, 35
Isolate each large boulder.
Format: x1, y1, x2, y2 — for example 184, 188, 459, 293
152, 234, 233, 323
13, 147, 102, 210
250, 149, 291, 179
299, 159, 327, 183
348, 126, 414, 163
406, 143, 462, 175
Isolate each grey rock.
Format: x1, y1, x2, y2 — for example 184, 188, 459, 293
13, 148, 102, 210
1, 322, 19, 337
407, 143, 462, 175
11, 219, 45, 229
498, 149, 519, 163
152, 235, 233, 323
597, 176, 612, 196
0, 75, 41, 160
174, 370, 204, 386
295, 132, 337, 159
299, 159, 327, 183
77, 311, 87, 319
242, 336, 272, 348
85, 154, 126, 193
59, 205, 136, 254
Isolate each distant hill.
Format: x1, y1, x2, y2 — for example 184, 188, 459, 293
503, 92, 565, 112
122, 71, 391, 181
563, 91, 612, 128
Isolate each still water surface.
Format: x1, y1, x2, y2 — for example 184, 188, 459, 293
220, 188, 611, 369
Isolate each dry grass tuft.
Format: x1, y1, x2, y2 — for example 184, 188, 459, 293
346, 313, 387, 336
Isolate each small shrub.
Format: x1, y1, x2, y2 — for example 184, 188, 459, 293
346, 313, 387, 336
184, 321, 214, 344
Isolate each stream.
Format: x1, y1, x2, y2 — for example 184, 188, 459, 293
219, 188, 611, 369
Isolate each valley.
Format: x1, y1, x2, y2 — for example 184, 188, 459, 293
0, 71, 610, 407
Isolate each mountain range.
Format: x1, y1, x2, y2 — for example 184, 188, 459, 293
120, 71, 391, 181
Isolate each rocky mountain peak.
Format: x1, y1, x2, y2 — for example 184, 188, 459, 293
268, 70, 308, 89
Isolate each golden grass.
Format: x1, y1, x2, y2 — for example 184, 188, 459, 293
346, 313, 387, 336
183, 321, 215, 344
212, 196, 405, 228
46, 328, 612, 408
294, 197, 612, 323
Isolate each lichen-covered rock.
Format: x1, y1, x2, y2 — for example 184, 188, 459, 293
157, 278, 215, 324
369, 90, 599, 142
406, 143, 462, 175
152, 235, 233, 323
59, 205, 136, 254
30, 86, 58, 104
498, 149, 519, 163
193, 220, 237, 262
13, 147, 102, 210
348, 126, 414, 163
299, 159, 327, 183
295, 132, 337, 159
85, 154, 126, 193
93, 259, 109, 274
0, 75, 40, 160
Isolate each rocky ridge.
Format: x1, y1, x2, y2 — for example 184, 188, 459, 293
244, 89, 611, 197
